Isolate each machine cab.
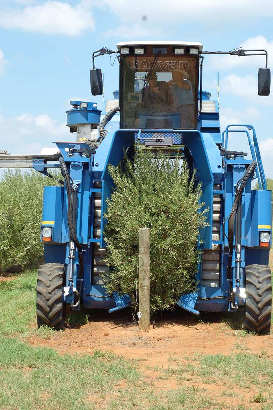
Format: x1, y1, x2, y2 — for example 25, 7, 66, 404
117, 41, 202, 130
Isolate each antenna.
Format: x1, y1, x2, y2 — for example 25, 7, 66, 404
217, 72, 220, 109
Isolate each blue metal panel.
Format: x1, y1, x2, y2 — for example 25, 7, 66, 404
55, 142, 91, 163
199, 287, 225, 298
250, 190, 272, 246
203, 132, 222, 144
42, 186, 64, 243
246, 248, 270, 266
200, 120, 220, 129
177, 293, 199, 315
44, 244, 66, 264
109, 293, 131, 313
66, 101, 101, 126
82, 285, 115, 309
195, 299, 228, 312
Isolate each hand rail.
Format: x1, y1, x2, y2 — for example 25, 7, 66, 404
222, 124, 266, 190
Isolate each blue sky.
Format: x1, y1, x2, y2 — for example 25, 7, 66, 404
0, 0, 273, 176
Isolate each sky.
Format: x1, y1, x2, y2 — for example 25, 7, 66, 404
0, 0, 273, 176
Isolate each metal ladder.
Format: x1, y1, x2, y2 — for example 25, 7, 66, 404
222, 124, 266, 190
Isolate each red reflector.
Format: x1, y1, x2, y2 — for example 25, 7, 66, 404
42, 237, 52, 242
260, 242, 270, 247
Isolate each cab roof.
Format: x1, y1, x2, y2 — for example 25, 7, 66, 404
117, 41, 203, 51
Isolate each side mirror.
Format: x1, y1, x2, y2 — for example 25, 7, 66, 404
258, 68, 271, 96
90, 69, 103, 95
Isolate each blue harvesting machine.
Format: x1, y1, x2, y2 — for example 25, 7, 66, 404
0, 41, 272, 333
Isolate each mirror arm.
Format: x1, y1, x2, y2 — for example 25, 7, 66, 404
201, 49, 268, 68
92, 47, 117, 69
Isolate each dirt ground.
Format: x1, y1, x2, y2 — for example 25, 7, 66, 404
0, 274, 18, 282
28, 309, 273, 369
28, 251, 273, 368
27, 309, 273, 408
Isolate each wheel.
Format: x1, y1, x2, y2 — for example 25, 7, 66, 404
36, 263, 66, 330
243, 264, 272, 335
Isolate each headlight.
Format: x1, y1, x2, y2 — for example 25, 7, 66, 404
41, 227, 52, 242
260, 231, 270, 247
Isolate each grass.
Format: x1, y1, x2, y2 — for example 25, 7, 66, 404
0, 271, 221, 409
1, 268, 273, 409
0, 336, 139, 410
0, 271, 37, 336
166, 352, 273, 387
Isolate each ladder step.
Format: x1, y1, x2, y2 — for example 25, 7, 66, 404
94, 199, 101, 208
201, 280, 219, 288
93, 265, 109, 274
202, 261, 220, 271
213, 196, 221, 203
202, 251, 220, 261
93, 275, 105, 285
94, 209, 101, 218
213, 203, 221, 212
93, 246, 106, 256
201, 271, 220, 280
212, 222, 220, 232
93, 227, 101, 238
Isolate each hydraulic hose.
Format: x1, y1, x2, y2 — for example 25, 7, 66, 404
97, 106, 120, 143
227, 161, 257, 280
59, 156, 83, 257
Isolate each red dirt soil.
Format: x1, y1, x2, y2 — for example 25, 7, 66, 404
0, 274, 18, 282
28, 310, 273, 368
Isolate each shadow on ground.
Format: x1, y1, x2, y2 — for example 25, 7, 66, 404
68, 306, 244, 332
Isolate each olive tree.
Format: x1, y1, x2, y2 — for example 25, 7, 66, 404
104, 150, 207, 313
0, 170, 58, 271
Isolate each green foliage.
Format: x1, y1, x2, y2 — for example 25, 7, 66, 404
267, 178, 273, 191
0, 170, 58, 271
255, 178, 273, 191
104, 150, 207, 313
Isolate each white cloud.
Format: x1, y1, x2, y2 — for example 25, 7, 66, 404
105, 23, 162, 40
222, 74, 257, 98
102, 0, 273, 23
0, 49, 6, 75
99, 0, 273, 39
0, 1, 94, 36
0, 112, 71, 155
220, 106, 260, 130
220, 73, 273, 106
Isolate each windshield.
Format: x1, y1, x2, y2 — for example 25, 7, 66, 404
120, 55, 198, 129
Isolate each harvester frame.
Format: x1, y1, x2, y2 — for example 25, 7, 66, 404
0, 41, 272, 334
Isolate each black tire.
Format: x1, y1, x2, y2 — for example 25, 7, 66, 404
36, 263, 65, 330
243, 264, 272, 335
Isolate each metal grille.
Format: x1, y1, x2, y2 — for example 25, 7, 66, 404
135, 132, 183, 145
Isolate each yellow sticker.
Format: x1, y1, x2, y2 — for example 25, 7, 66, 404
258, 225, 271, 230
41, 221, 55, 225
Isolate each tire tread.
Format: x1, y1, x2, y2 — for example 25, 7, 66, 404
243, 264, 272, 334
36, 263, 65, 330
